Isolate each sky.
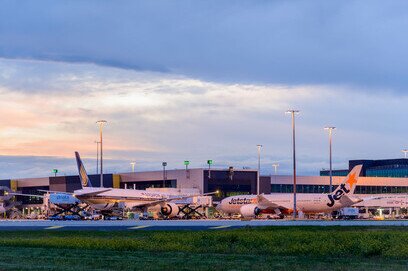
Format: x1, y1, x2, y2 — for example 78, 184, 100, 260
0, 1, 408, 178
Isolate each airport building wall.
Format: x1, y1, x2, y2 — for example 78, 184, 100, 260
3, 169, 408, 210
321, 158, 408, 178
268, 175, 408, 194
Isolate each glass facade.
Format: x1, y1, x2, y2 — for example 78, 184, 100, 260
271, 184, 408, 194
320, 170, 349, 177
17, 186, 49, 204
366, 168, 408, 178
204, 170, 257, 201
321, 159, 408, 178
120, 180, 176, 190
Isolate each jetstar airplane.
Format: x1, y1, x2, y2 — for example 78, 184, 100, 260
216, 165, 363, 218
70, 152, 214, 218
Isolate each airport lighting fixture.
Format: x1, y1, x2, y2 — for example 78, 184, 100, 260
285, 109, 300, 220
256, 145, 263, 195
272, 163, 279, 184
162, 162, 167, 187
207, 160, 213, 179
272, 163, 279, 175
324, 127, 336, 193
96, 120, 107, 187
184, 160, 190, 170
130, 162, 136, 173
402, 149, 408, 158
95, 141, 100, 175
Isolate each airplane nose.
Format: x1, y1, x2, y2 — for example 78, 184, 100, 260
215, 201, 223, 211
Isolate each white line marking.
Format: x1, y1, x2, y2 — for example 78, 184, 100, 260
209, 225, 231, 229
45, 226, 64, 230
128, 225, 150, 230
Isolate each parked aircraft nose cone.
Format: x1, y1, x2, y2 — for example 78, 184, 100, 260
215, 201, 224, 211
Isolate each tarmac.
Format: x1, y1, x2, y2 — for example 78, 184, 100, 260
0, 219, 408, 230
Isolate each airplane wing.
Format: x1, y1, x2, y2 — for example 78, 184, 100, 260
360, 195, 388, 201
340, 194, 362, 206
127, 192, 218, 208
74, 189, 112, 197
256, 194, 287, 210
38, 189, 74, 195
8, 192, 45, 198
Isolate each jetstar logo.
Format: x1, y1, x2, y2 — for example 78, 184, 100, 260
228, 197, 255, 205
327, 173, 357, 207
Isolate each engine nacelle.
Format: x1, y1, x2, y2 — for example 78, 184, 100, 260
240, 204, 261, 218
160, 203, 179, 218
90, 203, 115, 211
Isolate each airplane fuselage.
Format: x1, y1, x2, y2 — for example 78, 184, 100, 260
73, 187, 194, 210
218, 193, 354, 215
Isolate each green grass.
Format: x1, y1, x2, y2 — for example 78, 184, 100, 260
0, 227, 407, 270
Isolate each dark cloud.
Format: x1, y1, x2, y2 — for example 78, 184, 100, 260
1, 1, 408, 90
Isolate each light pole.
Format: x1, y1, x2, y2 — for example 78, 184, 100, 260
272, 163, 279, 186
286, 109, 299, 220
130, 162, 136, 173
272, 163, 279, 175
207, 160, 213, 180
402, 149, 408, 158
96, 120, 107, 187
95, 141, 100, 175
184, 160, 190, 179
162, 162, 167, 187
324, 127, 336, 193
256, 145, 262, 195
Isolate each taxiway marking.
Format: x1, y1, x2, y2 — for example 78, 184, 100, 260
45, 226, 64, 230
209, 225, 231, 229
128, 225, 151, 230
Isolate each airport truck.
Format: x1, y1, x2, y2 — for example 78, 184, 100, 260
333, 207, 359, 220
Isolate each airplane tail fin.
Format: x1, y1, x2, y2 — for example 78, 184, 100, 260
330, 165, 362, 196
75, 152, 92, 188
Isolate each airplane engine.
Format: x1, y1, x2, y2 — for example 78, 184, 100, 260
240, 204, 261, 218
91, 203, 115, 210
160, 203, 179, 218
0, 204, 5, 214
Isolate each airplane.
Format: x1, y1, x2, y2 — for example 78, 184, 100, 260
72, 152, 214, 218
216, 165, 364, 218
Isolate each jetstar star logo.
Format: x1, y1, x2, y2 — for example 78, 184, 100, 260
327, 173, 357, 207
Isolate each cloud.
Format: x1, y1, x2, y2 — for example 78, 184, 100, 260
1, 1, 408, 90
0, 58, 408, 178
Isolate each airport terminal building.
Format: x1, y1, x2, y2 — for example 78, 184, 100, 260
1, 158, 408, 215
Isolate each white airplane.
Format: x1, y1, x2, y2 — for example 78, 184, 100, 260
73, 152, 213, 217
216, 165, 363, 218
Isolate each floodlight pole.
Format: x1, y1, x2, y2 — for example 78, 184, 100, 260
130, 162, 136, 173
95, 141, 100, 175
272, 163, 279, 182
162, 162, 167, 187
207, 160, 213, 180
96, 120, 107, 187
286, 110, 299, 220
325, 127, 336, 193
256, 145, 262, 195
272, 163, 279, 175
184, 161, 190, 179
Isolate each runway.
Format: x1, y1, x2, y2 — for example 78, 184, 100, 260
0, 219, 408, 230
